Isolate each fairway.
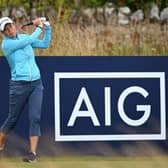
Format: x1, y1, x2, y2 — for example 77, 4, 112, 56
0, 156, 168, 168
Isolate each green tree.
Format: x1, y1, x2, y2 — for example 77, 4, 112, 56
160, 0, 167, 10
81, 0, 106, 7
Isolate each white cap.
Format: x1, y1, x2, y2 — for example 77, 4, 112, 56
0, 17, 13, 31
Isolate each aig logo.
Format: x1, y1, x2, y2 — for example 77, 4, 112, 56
54, 72, 166, 141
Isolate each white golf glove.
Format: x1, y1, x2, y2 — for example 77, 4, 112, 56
40, 17, 50, 27
43, 21, 50, 27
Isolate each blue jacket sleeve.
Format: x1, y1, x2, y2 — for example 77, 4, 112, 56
31, 27, 52, 48
2, 27, 42, 56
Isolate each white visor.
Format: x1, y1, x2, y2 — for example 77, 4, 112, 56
0, 17, 13, 31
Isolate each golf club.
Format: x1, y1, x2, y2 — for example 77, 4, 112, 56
21, 17, 48, 29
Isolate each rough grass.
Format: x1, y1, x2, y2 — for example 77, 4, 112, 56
1, 22, 168, 56
0, 156, 168, 168
34, 22, 168, 56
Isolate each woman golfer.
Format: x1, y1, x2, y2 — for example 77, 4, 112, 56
0, 17, 51, 162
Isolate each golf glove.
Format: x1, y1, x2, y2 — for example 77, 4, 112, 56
43, 21, 50, 27
40, 17, 50, 27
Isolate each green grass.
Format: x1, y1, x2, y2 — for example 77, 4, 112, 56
1, 156, 168, 168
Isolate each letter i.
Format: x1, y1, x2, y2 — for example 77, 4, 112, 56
105, 87, 111, 126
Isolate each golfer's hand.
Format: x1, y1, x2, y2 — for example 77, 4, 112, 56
43, 21, 50, 27
32, 18, 43, 28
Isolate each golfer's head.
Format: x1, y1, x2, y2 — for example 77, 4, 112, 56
0, 17, 16, 37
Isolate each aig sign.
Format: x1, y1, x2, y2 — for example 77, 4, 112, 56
54, 72, 166, 141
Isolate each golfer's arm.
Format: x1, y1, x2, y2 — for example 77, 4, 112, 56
31, 27, 52, 48
2, 27, 42, 55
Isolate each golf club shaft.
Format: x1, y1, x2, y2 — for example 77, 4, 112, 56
21, 22, 33, 28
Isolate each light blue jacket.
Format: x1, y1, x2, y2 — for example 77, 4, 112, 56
1, 27, 51, 81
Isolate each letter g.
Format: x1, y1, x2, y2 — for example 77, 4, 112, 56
118, 86, 151, 126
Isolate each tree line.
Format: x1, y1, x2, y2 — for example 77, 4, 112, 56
0, 0, 168, 10
0, 0, 168, 21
